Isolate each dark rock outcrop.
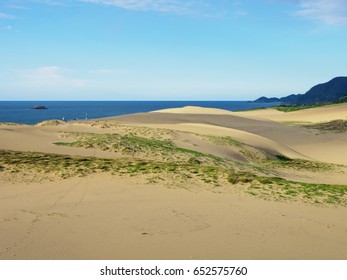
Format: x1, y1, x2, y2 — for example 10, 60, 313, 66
31, 105, 48, 109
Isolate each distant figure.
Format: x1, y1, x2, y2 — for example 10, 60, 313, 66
86, 113, 88, 120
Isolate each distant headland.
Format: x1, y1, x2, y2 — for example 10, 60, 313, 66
254, 77, 347, 105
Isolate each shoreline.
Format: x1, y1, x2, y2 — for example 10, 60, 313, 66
0, 101, 279, 125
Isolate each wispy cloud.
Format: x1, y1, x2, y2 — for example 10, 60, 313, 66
32, 66, 64, 80
0, 25, 13, 30
277, 0, 347, 25
22, 66, 88, 88
30, 0, 68, 5
0, 13, 16, 19
80, 0, 197, 15
296, 0, 347, 25
79, 0, 246, 17
4, 0, 246, 17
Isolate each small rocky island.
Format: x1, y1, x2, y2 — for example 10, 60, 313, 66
31, 105, 48, 110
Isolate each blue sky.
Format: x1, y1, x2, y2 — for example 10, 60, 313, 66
1, 0, 347, 100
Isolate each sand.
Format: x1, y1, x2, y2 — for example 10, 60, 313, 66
233, 103, 347, 123
110, 108, 347, 166
1, 174, 347, 260
1, 104, 347, 259
151, 106, 236, 115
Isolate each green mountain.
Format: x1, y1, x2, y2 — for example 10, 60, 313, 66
254, 77, 347, 105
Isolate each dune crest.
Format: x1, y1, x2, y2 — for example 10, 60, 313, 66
150, 106, 235, 115
235, 103, 347, 123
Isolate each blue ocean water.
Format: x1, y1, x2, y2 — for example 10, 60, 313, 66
0, 101, 278, 124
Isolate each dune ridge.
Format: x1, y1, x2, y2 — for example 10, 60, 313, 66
150, 106, 236, 115
1, 103, 347, 259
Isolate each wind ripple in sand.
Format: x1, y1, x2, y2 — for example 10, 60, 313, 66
0, 178, 88, 259
132, 208, 211, 237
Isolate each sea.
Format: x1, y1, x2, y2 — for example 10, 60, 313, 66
0, 101, 278, 125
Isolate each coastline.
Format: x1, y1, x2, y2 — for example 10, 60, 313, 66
0, 100, 278, 125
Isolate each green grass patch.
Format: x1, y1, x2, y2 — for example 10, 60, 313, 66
252, 175, 347, 205
264, 155, 338, 172
54, 132, 227, 165
1, 149, 346, 206
272, 103, 330, 112
205, 135, 243, 147
305, 120, 347, 133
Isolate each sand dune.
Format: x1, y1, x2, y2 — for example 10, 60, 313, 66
234, 103, 347, 123
143, 122, 309, 160
0, 123, 121, 159
110, 106, 347, 165
1, 104, 347, 259
1, 174, 347, 260
153, 103, 347, 124
151, 106, 236, 115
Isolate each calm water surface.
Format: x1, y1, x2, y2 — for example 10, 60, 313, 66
0, 101, 278, 124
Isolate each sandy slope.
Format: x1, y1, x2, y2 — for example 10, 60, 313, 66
0, 123, 125, 159
142, 122, 308, 160
110, 107, 347, 165
151, 103, 347, 123
233, 103, 347, 123
1, 174, 347, 260
151, 106, 236, 115
0, 119, 309, 161
1, 104, 347, 259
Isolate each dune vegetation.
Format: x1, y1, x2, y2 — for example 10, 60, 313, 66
1, 123, 346, 206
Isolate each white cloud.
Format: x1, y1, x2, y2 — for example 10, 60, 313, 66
80, 0, 196, 14
31, 66, 63, 80
0, 25, 13, 30
79, 0, 245, 16
5, 0, 245, 17
22, 66, 88, 88
296, 0, 347, 25
276, 0, 347, 25
30, 0, 68, 5
0, 13, 16, 19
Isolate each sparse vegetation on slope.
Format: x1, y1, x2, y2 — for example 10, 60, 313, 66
305, 119, 347, 133
1, 149, 347, 206
54, 132, 226, 165
272, 103, 329, 112
265, 155, 338, 172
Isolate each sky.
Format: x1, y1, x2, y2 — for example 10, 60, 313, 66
0, 0, 347, 100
